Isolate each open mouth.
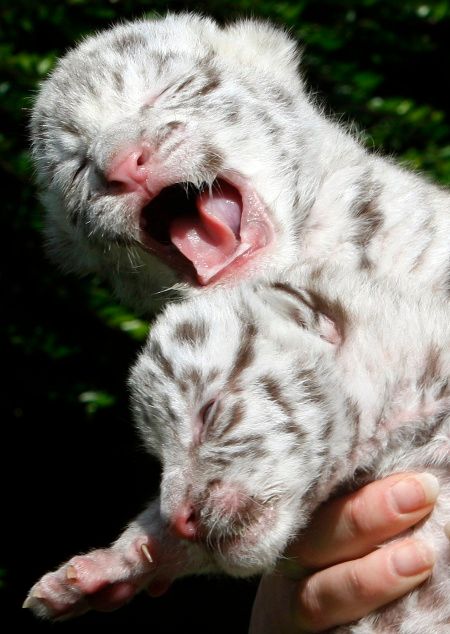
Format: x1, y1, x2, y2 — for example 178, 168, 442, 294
139, 175, 273, 285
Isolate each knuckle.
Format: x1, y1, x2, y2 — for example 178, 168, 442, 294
345, 494, 370, 538
346, 561, 379, 603
345, 487, 397, 539
296, 576, 328, 632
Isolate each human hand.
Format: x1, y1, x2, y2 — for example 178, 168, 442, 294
249, 472, 439, 633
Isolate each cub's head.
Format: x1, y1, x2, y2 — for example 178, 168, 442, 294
129, 280, 342, 575
31, 13, 313, 311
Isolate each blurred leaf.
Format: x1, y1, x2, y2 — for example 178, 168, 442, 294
87, 281, 150, 341
78, 390, 117, 415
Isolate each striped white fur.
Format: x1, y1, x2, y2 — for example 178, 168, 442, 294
31, 14, 450, 311
25, 265, 450, 631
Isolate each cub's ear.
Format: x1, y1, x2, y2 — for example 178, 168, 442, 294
219, 20, 302, 84
261, 281, 347, 345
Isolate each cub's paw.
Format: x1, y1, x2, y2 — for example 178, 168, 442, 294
23, 538, 157, 620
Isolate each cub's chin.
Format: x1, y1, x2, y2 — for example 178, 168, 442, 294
207, 510, 293, 578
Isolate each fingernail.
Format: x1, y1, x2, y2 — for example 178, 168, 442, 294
389, 473, 439, 514
391, 540, 435, 577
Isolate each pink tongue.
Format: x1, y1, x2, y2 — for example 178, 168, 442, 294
170, 182, 242, 281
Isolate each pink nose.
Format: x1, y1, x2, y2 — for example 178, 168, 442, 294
170, 504, 198, 541
107, 147, 150, 192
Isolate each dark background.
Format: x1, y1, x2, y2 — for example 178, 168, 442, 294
2, 0, 450, 631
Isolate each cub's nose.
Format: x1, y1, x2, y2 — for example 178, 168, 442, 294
106, 146, 151, 192
170, 503, 198, 541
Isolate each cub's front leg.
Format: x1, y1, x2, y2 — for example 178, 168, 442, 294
24, 497, 212, 620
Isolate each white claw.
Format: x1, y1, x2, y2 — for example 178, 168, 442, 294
22, 596, 34, 609
66, 565, 78, 581
141, 543, 153, 564
23, 590, 45, 608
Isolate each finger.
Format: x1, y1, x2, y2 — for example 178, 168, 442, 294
286, 472, 438, 568
294, 538, 435, 633
249, 574, 298, 634
445, 522, 450, 540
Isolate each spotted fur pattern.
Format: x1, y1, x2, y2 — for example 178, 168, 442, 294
31, 13, 450, 311
25, 265, 450, 631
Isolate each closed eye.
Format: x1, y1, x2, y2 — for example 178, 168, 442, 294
67, 153, 91, 189
199, 399, 219, 441
73, 157, 88, 181
202, 399, 216, 426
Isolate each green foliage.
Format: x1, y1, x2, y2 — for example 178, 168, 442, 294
87, 281, 150, 342
3, 1, 449, 631
78, 389, 117, 415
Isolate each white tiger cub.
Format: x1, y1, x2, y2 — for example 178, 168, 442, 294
31, 13, 450, 312
25, 265, 450, 632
